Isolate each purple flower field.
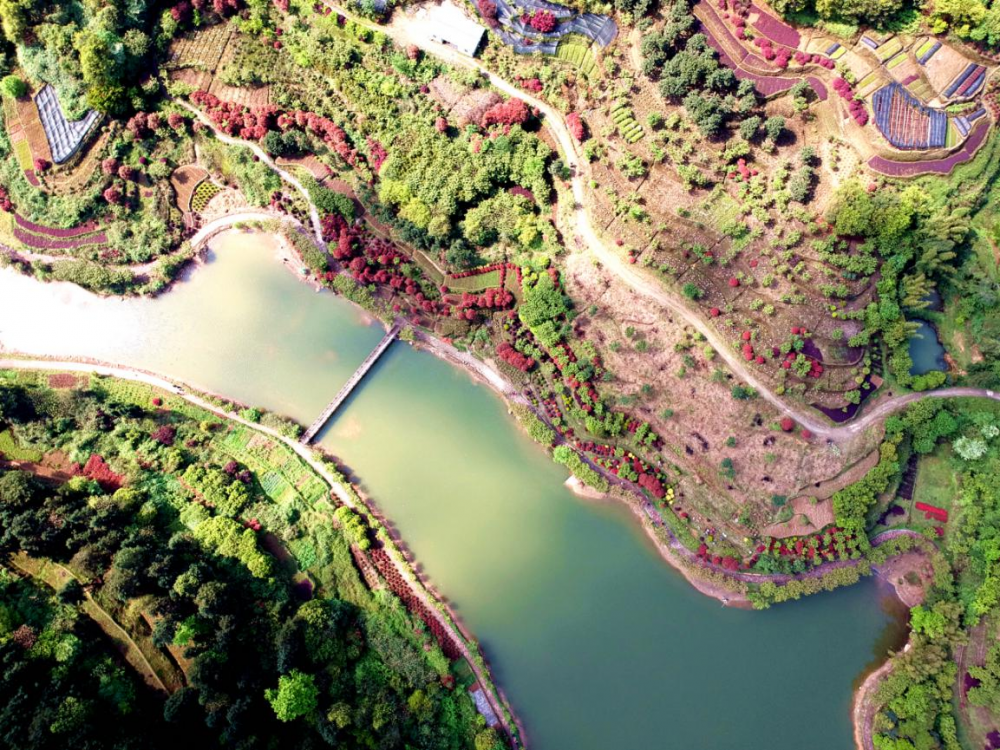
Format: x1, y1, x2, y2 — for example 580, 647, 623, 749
868, 118, 991, 176
749, 3, 800, 48
15, 214, 101, 239
13, 223, 108, 251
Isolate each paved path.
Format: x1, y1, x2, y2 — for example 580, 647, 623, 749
322, 3, 1000, 446
1, 210, 301, 276
176, 100, 327, 251
0, 357, 519, 748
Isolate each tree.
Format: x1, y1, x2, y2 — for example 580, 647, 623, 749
764, 115, 786, 141
681, 283, 703, 300
266, 670, 319, 722
739, 115, 761, 141
814, 0, 906, 24
954, 436, 988, 461
0, 75, 26, 99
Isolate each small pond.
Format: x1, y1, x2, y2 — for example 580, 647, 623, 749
909, 320, 947, 376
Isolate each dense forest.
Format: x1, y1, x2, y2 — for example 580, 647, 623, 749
0, 372, 500, 749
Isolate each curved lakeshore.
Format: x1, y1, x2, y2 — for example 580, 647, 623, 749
0, 228, 910, 749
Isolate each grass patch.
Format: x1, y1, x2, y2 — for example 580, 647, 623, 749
0, 429, 43, 462
411, 248, 446, 285
447, 269, 501, 292
912, 448, 958, 521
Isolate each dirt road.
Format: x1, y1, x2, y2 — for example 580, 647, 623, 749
323, 4, 1000, 444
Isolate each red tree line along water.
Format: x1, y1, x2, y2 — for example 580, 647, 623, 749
368, 547, 462, 660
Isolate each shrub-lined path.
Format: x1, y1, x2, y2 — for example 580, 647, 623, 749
320, 2, 1000, 446
0, 358, 520, 749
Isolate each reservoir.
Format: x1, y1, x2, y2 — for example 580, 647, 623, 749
0, 233, 904, 749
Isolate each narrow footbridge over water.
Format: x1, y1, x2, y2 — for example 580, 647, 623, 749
300, 320, 403, 444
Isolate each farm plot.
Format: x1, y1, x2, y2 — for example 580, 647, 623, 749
447, 269, 502, 292
46, 128, 111, 196
170, 164, 208, 213
944, 63, 987, 100
190, 180, 221, 213
611, 101, 643, 143
748, 3, 800, 48
922, 43, 977, 99
169, 22, 233, 73
874, 37, 903, 64
556, 35, 598, 77
915, 39, 941, 65
869, 116, 991, 176
872, 83, 948, 150
218, 427, 330, 508
35, 85, 99, 164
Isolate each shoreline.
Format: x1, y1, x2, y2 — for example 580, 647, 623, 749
1, 225, 927, 750
0, 355, 523, 748
0, 227, 924, 616
566, 477, 753, 607
852, 642, 910, 750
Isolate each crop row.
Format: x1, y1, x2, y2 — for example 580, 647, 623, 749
369, 547, 461, 659
611, 102, 643, 143
14, 213, 102, 239
13, 223, 108, 251
191, 180, 221, 213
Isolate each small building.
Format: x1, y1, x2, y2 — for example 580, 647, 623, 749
424, 2, 487, 57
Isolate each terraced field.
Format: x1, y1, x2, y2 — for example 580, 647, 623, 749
556, 35, 598, 78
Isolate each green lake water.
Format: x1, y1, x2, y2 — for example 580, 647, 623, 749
0, 233, 906, 749
909, 320, 948, 376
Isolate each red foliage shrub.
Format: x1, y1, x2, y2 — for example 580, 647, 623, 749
729, 277, 740, 287
638, 472, 665, 499
367, 138, 388, 173
0, 187, 11, 213
526, 9, 557, 32
509, 185, 535, 202
118, 164, 139, 182
171, 2, 192, 23
481, 97, 529, 128
477, 0, 499, 28
151, 424, 177, 446
780, 417, 795, 432
33, 158, 50, 172
167, 112, 187, 131
567, 111, 585, 141
497, 342, 535, 372
710, 307, 720, 317
103, 185, 124, 205
11, 625, 36, 650
83, 454, 125, 491
101, 157, 120, 176
435, 116, 448, 133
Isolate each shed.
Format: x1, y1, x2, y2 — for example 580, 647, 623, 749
424, 2, 486, 57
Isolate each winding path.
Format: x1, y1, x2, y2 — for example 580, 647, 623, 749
176, 100, 328, 251
1, 210, 303, 275
0, 357, 519, 748
320, 3, 1000, 446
